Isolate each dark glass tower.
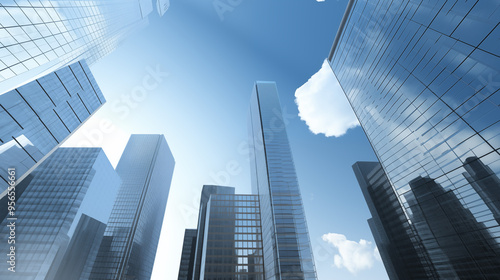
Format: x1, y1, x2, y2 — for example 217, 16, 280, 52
0, 148, 120, 280
0, 60, 104, 192
90, 134, 175, 279
249, 82, 316, 280
353, 161, 437, 280
200, 193, 264, 280
178, 229, 197, 280
329, 0, 500, 277
192, 185, 235, 280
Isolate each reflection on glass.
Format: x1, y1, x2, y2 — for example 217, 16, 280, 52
407, 176, 500, 278
353, 161, 438, 279
0, 60, 104, 192
463, 157, 500, 226
329, 0, 500, 276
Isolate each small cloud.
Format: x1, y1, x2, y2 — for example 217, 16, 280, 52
295, 60, 359, 137
322, 233, 380, 274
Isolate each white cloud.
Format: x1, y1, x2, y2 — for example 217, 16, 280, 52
322, 233, 380, 274
295, 60, 359, 137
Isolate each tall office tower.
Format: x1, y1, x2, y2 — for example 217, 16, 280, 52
178, 229, 197, 280
0, 0, 164, 94
200, 193, 264, 280
353, 161, 438, 280
329, 0, 500, 277
249, 82, 317, 280
0, 60, 104, 192
90, 134, 175, 280
192, 185, 236, 280
0, 148, 120, 280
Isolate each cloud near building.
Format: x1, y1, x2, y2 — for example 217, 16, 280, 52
322, 232, 381, 274
295, 60, 359, 137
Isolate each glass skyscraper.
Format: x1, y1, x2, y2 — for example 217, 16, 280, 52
330, 0, 500, 277
178, 229, 197, 280
0, 147, 120, 280
200, 193, 264, 280
90, 134, 175, 280
0, 59, 104, 192
0, 0, 163, 94
192, 185, 236, 280
248, 82, 317, 280
178, 186, 264, 280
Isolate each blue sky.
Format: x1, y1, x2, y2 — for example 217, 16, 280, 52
64, 1, 388, 279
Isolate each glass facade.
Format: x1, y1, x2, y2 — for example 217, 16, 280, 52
248, 82, 317, 280
200, 194, 264, 280
0, 147, 120, 280
0, 0, 156, 94
353, 161, 437, 280
192, 185, 236, 280
178, 229, 197, 280
330, 0, 500, 278
90, 134, 175, 280
0, 59, 104, 192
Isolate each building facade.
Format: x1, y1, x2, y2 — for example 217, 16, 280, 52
200, 193, 264, 280
192, 185, 236, 280
90, 134, 175, 280
330, 0, 500, 277
0, 0, 163, 94
353, 161, 437, 280
178, 229, 197, 280
0, 60, 104, 192
248, 81, 317, 280
0, 147, 120, 280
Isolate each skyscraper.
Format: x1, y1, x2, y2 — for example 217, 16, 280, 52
90, 134, 175, 280
353, 161, 437, 280
178, 186, 264, 280
0, 60, 104, 192
0, 0, 164, 94
178, 229, 197, 280
249, 81, 317, 280
200, 193, 264, 280
329, 0, 500, 277
0, 147, 120, 280
192, 185, 236, 280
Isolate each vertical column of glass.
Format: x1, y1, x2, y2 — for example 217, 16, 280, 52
249, 82, 317, 280
90, 135, 175, 280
